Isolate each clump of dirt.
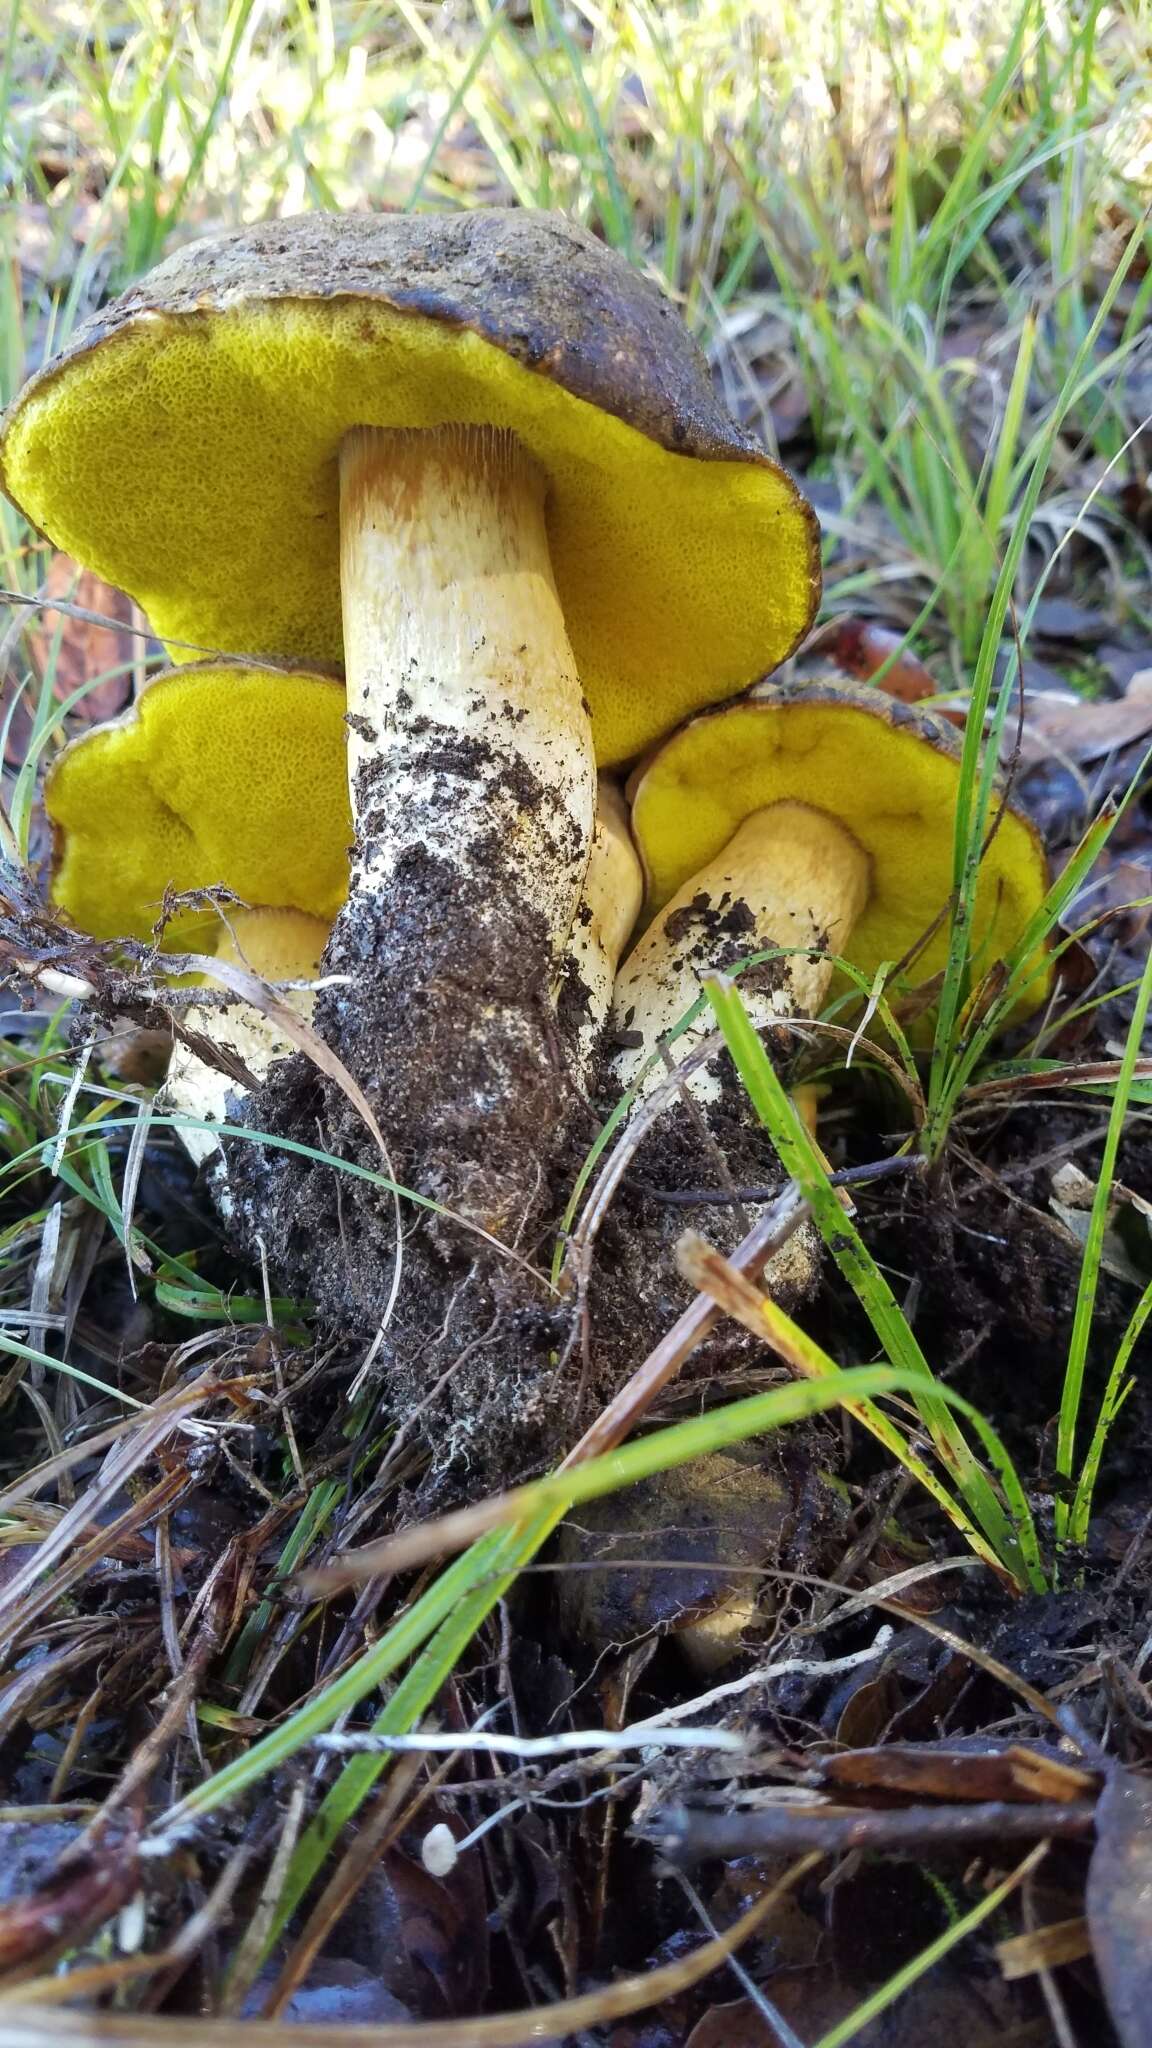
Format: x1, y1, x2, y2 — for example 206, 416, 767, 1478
228, 1004, 823, 1491
223, 732, 828, 1487
225, 720, 596, 1483
587, 1085, 818, 1341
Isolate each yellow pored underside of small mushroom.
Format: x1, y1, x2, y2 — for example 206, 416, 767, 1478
46, 664, 351, 952
213, 907, 331, 984
4, 303, 815, 766
632, 690, 1052, 1020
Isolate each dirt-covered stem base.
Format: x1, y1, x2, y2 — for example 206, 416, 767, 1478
328, 422, 596, 1239
611, 799, 870, 1103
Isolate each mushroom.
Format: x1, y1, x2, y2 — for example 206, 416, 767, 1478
588, 684, 1051, 1343
45, 660, 349, 1163
1, 209, 819, 1247
612, 681, 1052, 1101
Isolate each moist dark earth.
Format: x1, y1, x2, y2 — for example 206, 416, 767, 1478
3, 583, 1149, 2039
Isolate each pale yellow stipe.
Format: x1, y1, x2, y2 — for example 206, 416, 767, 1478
612, 800, 870, 1094
631, 690, 1051, 1019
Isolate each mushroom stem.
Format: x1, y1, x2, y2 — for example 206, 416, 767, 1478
339, 423, 594, 933
611, 800, 870, 1100
166, 909, 328, 1174
559, 777, 644, 1090
328, 422, 597, 1232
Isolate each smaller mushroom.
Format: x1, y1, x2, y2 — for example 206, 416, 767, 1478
612, 681, 1052, 1101
45, 660, 351, 1167
585, 684, 1052, 1343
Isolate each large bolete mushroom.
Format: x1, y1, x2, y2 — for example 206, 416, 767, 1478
612, 682, 1053, 1098
1, 209, 819, 1242
46, 660, 348, 1164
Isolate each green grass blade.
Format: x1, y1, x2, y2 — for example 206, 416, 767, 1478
704, 974, 1041, 1584
1055, 930, 1152, 1549
1068, 1282, 1152, 1550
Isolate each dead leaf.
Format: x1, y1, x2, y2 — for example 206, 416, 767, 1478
826, 618, 941, 704
820, 1741, 1100, 1807
1050, 1161, 1152, 1287
1032, 597, 1111, 645
349, 1846, 490, 2019
997, 1915, 1092, 1979
1014, 673, 1152, 766
1086, 1766, 1152, 2048
832, 1669, 903, 1748
751, 1959, 1039, 2047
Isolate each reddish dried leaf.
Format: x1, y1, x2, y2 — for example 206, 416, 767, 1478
829, 619, 940, 704
821, 1742, 1099, 1807
27, 556, 138, 710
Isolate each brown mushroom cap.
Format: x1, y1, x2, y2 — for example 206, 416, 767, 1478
1, 210, 820, 765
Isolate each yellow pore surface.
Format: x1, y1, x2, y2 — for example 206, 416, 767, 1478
47, 664, 351, 951
213, 906, 330, 982
5, 302, 815, 766
632, 695, 1052, 1019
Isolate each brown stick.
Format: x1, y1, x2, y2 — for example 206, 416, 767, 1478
640, 1799, 1098, 1864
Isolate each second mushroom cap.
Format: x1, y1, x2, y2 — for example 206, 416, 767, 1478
613, 680, 1052, 1094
